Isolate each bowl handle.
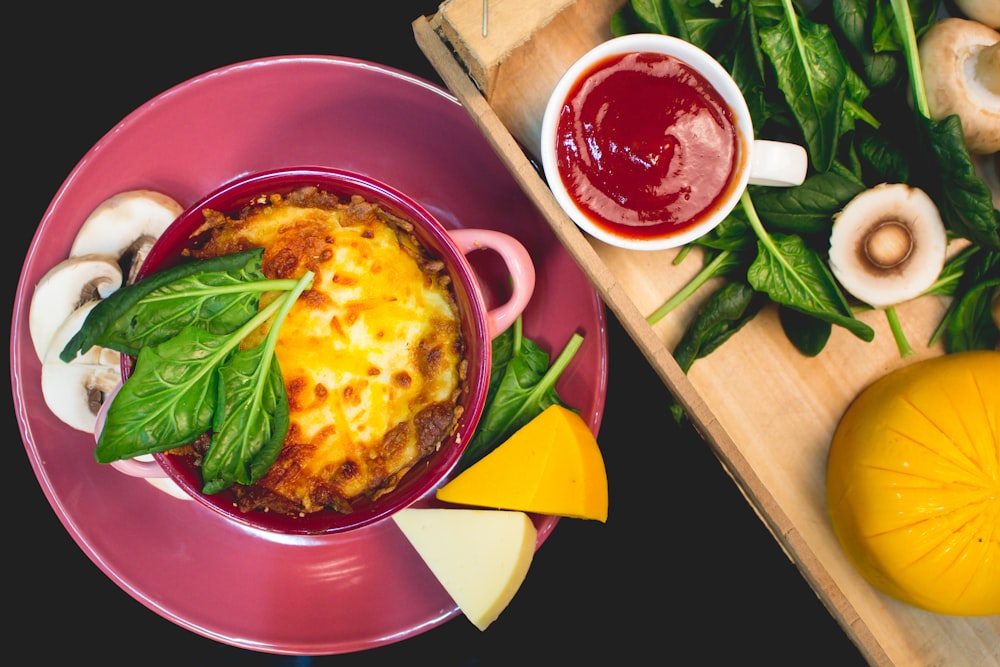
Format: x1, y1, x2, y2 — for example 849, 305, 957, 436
448, 229, 535, 340
110, 455, 168, 478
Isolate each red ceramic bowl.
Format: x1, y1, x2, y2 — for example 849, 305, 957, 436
113, 166, 535, 535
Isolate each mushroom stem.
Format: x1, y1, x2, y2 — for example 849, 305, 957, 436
918, 17, 1000, 154
885, 306, 914, 358
975, 41, 1000, 94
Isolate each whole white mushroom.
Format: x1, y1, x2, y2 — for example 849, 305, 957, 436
919, 17, 1000, 154
953, 0, 1000, 29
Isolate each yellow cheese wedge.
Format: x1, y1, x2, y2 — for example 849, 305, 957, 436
436, 404, 609, 522
827, 350, 1000, 616
391, 508, 537, 631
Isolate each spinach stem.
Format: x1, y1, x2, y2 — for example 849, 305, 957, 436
213, 273, 315, 359
845, 99, 880, 129
509, 332, 584, 424
159, 273, 313, 447
741, 190, 782, 263
647, 250, 733, 326
885, 306, 914, 358
139, 278, 301, 303
780, 0, 807, 70
890, 0, 929, 117
259, 273, 314, 358
673, 245, 693, 265
538, 333, 584, 394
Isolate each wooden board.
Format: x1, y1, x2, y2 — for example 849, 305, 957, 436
414, 2, 1000, 666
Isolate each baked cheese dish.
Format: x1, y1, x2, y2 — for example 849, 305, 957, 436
185, 186, 467, 516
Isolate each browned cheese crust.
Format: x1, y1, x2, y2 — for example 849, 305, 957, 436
186, 187, 467, 516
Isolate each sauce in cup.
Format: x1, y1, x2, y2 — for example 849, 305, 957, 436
541, 33, 808, 251
554, 51, 741, 242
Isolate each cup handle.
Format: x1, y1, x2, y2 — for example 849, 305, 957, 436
448, 229, 536, 340
749, 140, 808, 187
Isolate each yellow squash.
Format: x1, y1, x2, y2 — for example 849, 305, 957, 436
826, 350, 1000, 616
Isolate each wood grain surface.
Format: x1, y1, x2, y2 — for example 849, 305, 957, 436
417, 1, 1000, 665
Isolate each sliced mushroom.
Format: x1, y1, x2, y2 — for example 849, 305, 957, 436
918, 18, 1000, 154
69, 189, 183, 281
29, 254, 123, 361
828, 183, 948, 309
953, 0, 1000, 30
41, 301, 121, 433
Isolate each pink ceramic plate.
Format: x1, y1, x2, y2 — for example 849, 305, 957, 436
10, 56, 607, 654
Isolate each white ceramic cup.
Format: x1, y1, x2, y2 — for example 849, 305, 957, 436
540, 33, 808, 251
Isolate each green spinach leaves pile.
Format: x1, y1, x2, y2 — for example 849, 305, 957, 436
612, 0, 999, 377
62, 249, 313, 494
459, 316, 583, 471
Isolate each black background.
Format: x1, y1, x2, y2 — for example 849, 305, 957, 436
9, 3, 867, 664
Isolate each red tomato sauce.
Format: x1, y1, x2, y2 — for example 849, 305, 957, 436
555, 51, 741, 241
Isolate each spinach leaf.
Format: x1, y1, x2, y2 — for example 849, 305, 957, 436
945, 277, 1000, 353
941, 278, 1000, 353
460, 317, 583, 471
916, 115, 1000, 252
831, 0, 903, 91
481, 317, 520, 409
95, 271, 314, 469
60, 249, 300, 360
757, 4, 847, 172
929, 248, 1000, 352
692, 214, 756, 253
95, 326, 226, 461
750, 170, 866, 235
673, 281, 766, 372
669, 280, 767, 422
855, 126, 910, 184
203, 356, 288, 493
779, 306, 832, 357
463, 317, 550, 468
747, 232, 871, 340
743, 191, 874, 341
201, 271, 310, 494
620, 0, 697, 40
923, 244, 980, 298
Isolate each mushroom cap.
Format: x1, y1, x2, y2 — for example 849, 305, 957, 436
69, 189, 183, 266
829, 183, 948, 309
953, 0, 1000, 29
918, 18, 1000, 154
41, 302, 122, 433
29, 254, 123, 361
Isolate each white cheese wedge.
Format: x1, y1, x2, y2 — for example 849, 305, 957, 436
391, 508, 537, 631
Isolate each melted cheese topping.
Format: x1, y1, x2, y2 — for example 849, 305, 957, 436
190, 189, 465, 515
